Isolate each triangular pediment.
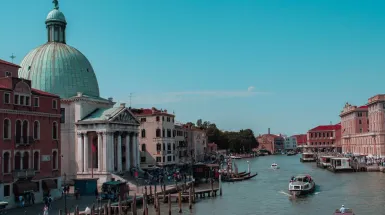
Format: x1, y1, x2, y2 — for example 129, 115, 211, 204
110, 108, 140, 125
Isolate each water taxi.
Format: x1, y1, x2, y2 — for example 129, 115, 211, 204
288, 174, 315, 197
271, 163, 279, 169
328, 157, 354, 173
316, 155, 334, 168
300, 152, 316, 162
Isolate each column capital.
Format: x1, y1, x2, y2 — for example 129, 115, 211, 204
77, 131, 87, 136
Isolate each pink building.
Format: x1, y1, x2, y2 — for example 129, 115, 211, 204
0, 59, 61, 206
306, 123, 341, 152
292, 134, 307, 152
340, 96, 385, 157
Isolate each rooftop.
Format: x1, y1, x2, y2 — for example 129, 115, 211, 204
309, 123, 341, 132
0, 59, 21, 68
131, 107, 174, 117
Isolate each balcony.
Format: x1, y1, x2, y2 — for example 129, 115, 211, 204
13, 169, 36, 179
15, 136, 34, 146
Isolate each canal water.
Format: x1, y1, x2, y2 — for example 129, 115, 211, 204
154, 155, 385, 215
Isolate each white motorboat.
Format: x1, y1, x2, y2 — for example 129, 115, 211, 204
230, 155, 241, 159
288, 174, 315, 197
271, 163, 279, 169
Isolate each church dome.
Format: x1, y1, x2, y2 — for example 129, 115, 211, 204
46, 9, 66, 23
19, 43, 100, 98
18, 0, 100, 99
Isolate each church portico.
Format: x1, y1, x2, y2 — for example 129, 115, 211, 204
75, 105, 140, 183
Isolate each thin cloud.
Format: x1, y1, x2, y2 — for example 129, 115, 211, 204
248, 86, 255, 92
129, 89, 271, 105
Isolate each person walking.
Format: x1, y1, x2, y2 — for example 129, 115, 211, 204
43, 205, 49, 215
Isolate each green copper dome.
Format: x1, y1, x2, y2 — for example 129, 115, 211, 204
18, 0, 100, 99
19, 43, 100, 98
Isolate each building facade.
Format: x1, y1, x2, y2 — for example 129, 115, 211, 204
174, 123, 189, 164
17, 1, 140, 183
340, 96, 385, 157
131, 108, 177, 169
292, 134, 307, 152
257, 129, 285, 154
284, 136, 297, 151
305, 123, 341, 152
0, 59, 61, 207
184, 124, 207, 162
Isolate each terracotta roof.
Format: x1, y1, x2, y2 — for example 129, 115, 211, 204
358, 105, 368, 109
131, 107, 174, 116
0, 59, 21, 68
31, 88, 59, 97
309, 123, 341, 131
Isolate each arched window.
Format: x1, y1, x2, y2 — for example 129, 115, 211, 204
52, 122, 58, 140
52, 151, 58, 169
22, 120, 28, 139
15, 120, 22, 141
156, 116, 160, 121
33, 151, 39, 171
3, 119, 11, 139
156, 129, 161, 137
156, 143, 161, 152
141, 144, 146, 152
162, 129, 165, 137
15, 152, 21, 170
3, 152, 10, 173
141, 129, 146, 138
33, 121, 40, 139
23, 152, 29, 170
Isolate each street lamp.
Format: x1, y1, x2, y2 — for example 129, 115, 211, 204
247, 161, 250, 173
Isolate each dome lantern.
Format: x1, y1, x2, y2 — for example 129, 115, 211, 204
46, 0, 67, 43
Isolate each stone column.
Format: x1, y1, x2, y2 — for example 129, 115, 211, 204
109, 132, 115, 171
135, 133, 140, 168
83, 132, 89, 173
102, 132, 107, 172
117, 132, 122, 172
98, 132, 103, 172
132, 133, 137, 168
125, 133, 130, 170
77, 132, 84, 173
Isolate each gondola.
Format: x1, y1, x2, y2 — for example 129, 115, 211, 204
222, 172, 258, 182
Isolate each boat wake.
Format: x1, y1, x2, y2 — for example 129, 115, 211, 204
279, 191, 292, 197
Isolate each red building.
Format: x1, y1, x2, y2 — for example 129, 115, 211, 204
306, 123, 342, 153
292, 134, 307, 152
256, 129, 285, 154
0, 59, 61, 207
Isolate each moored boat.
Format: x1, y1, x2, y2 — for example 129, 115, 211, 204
316, 155, 334, 169
288, 174, 315, 197
222, 172, 258, 182
230, 155, 241, 159
287, 151, 296, 156
300, 152, 316, 162
271, 163, 279, 169
328, 157, 354, 173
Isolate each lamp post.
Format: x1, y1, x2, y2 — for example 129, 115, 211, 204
247, 161, 250, 173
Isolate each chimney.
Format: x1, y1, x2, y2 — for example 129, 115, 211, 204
268, 128, 270, 134
120, 103, 126, 108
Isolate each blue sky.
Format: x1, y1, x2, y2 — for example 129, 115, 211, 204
1, 0, 385, 135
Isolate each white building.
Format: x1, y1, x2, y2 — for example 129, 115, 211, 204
284, 136, 297, 151
18, 1, 141, 184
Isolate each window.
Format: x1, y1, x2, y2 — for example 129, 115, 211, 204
173, 156, 175, 161
141, 129, 146, 138
15, 152, 21, 170
22, 120, 28, 139
163, 143, 165, 151
4, 185, 10, 197
167, 117, 170, 122
52, 122, 58, 140
156, 157, 161, 162
15, 120, 22, 143
141, 144, 146, 152
20, 95, 24, 105
3, 119, 11, 139
33, 121, 40, 140
52, 100, 57, 109
14, 94, 19, 105
23, 152, 29, 170
3, 152, 10, 173
5, 71, 11, 77
162, 129, 165, 137
141, 118, 146, 122
359, 120, 362, 124
34, 97, 39, 107
167, 156, 172, 161
167, 129, 171, 137
141, 156, 146, 162
156, 143, 161, 152
52, 150, 58, 170
167, 143, 171, 151
33, 151, 40, 171
156, 116, 160, 121
35, 182, 40, 192
25, 96, 30, 106
162, 116, 164, 121
162, 156, 165, 162
60, 108, 65, 123
173, 143, 176, 150
4, 93, 10, 104
156, 129, 161, 137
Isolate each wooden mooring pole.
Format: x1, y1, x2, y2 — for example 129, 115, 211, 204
168, 193, 172, 215
189, 186, 193, 210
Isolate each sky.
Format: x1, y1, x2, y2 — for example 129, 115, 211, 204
1, 0, 385, 136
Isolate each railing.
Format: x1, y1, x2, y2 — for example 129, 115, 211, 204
15, 136, 34, 146
13, 169, 35, 178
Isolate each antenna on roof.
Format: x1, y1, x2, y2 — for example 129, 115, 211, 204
129, 93, 133, 108
10, 53, 16, 63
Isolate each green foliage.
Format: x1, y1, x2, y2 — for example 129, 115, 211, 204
195, 119, 259, 153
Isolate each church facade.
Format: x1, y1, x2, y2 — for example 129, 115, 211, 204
18, 0, 140, 183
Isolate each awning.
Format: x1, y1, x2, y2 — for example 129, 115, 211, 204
42, 179, 57, 190
13, 181, 38, 195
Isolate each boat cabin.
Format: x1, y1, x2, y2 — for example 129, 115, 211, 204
101, 180, 129, 201
329, 157, 354, 173
318, 155, 334, 168
289, 175, 313, 190
300, 153, 316, 162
